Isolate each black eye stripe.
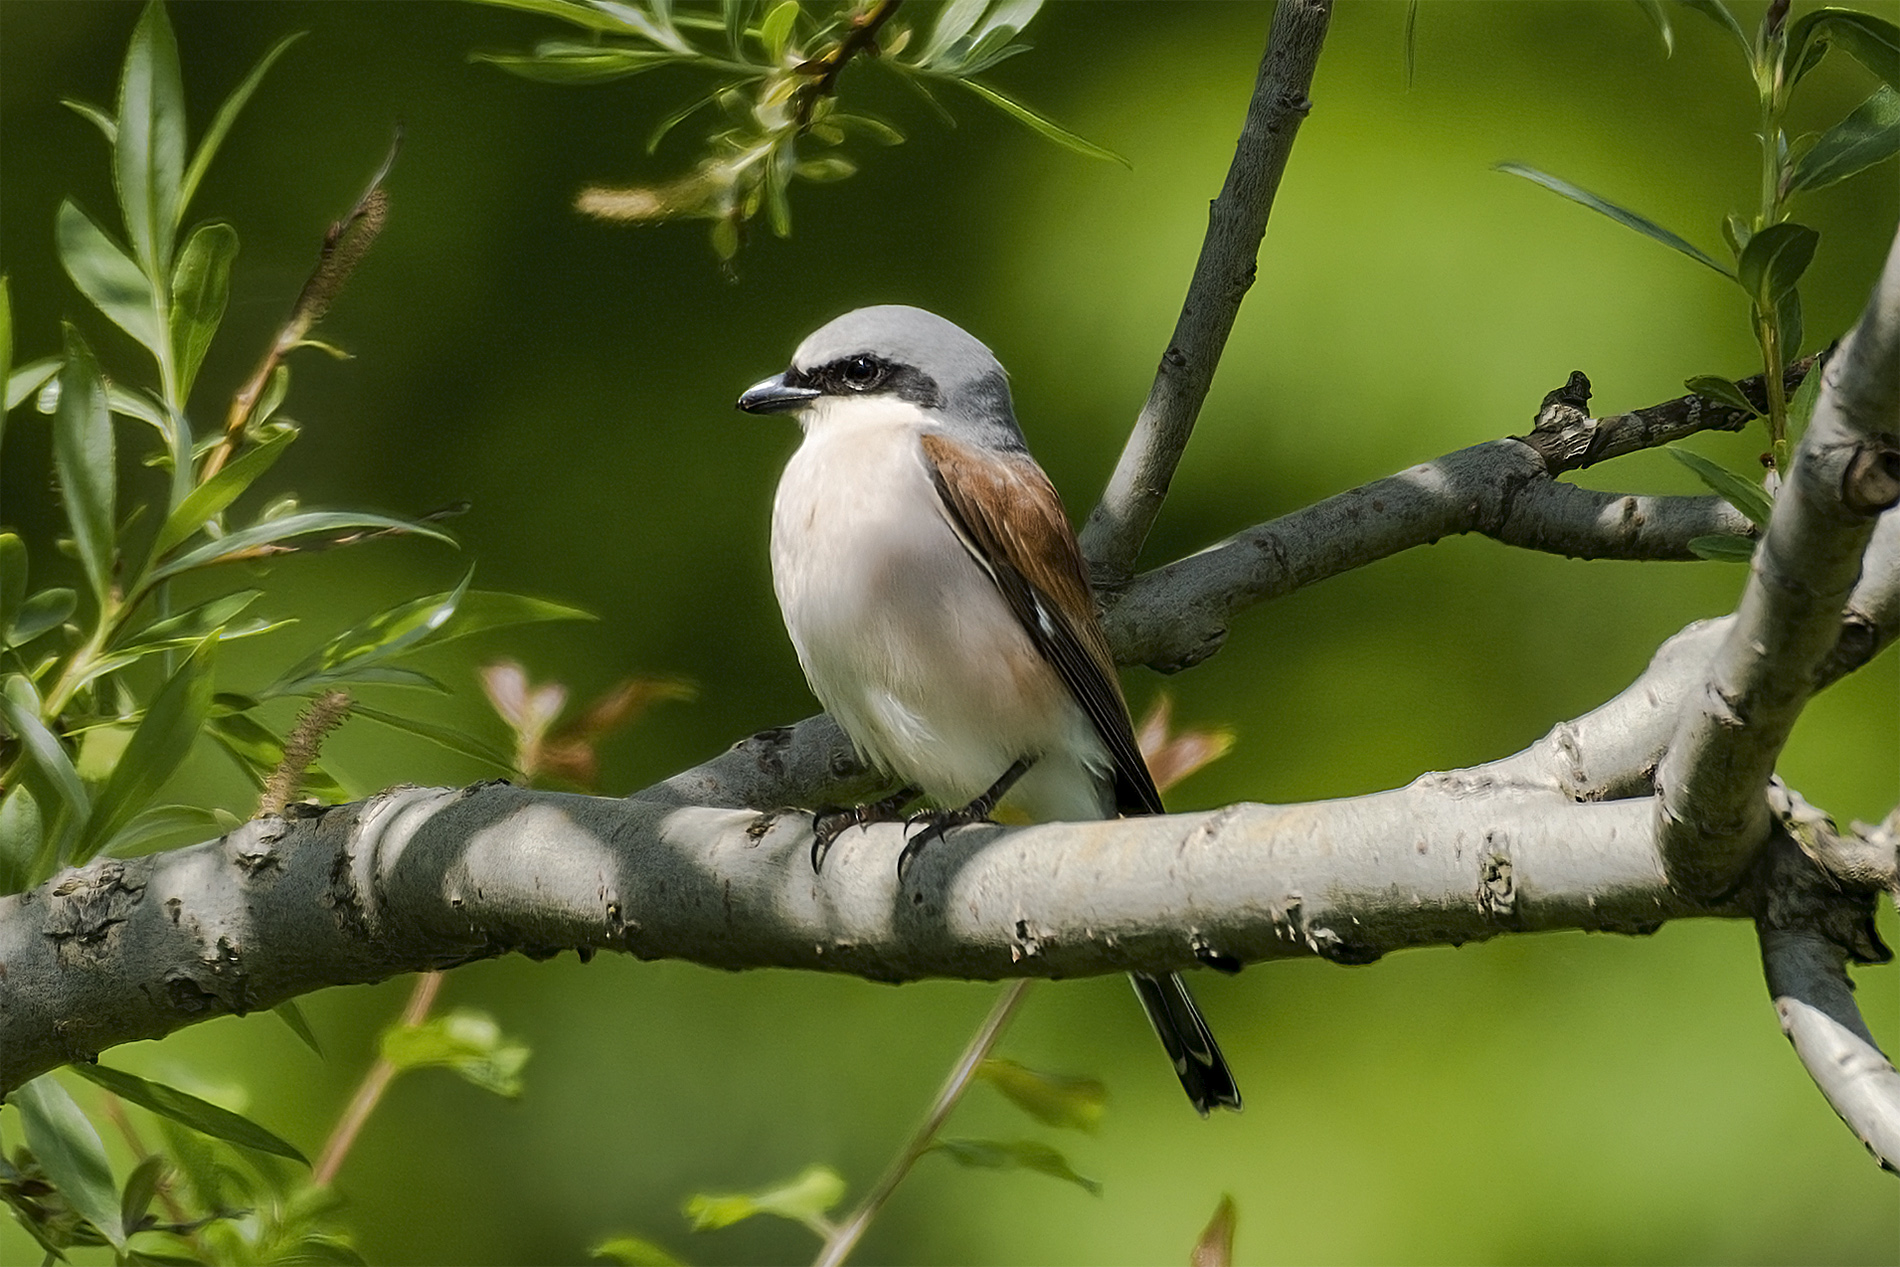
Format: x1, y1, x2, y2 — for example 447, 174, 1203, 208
787, 356, 943, 408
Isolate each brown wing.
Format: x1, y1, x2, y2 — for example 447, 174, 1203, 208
919, 432, 1163, 816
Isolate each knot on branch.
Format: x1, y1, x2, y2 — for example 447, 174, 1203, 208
1754, 786, 1896, 968
1842, 441, 1900, 516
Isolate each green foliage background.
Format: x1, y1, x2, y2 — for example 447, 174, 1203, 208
3, 1, 1896, 1262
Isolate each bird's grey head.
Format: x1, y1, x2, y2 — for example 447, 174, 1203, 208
736, 305, 1024, 448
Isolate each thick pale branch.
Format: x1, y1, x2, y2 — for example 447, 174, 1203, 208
1080, 0, 1331, 583
1659, 228, 1900, 898
0, 777, 1737, 1096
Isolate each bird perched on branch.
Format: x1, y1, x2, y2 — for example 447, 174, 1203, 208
738, 304, 1242, 1115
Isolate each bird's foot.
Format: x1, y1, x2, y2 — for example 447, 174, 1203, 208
810, 786, 919, 872
896, 805, 995, 881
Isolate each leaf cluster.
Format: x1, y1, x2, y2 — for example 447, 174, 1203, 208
470, 0, 1123, 261
1498, 0, 1900, 484
0, 2, 587, 896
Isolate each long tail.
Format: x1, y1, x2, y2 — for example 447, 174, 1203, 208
1129, 971, 1243, 1116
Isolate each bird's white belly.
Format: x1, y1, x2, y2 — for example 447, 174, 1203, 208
771, 420, 1110, 819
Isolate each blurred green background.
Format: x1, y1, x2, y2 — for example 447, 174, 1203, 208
4, 1, 1898, 1263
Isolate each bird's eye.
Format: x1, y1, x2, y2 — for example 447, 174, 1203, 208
839, 356, 883, 390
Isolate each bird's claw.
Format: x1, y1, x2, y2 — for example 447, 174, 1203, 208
895, 806, 991, 881
809, 787, 920, 874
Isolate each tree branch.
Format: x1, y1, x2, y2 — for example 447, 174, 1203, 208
1659, 226, 1900, 899
1080, 0, 1331, 584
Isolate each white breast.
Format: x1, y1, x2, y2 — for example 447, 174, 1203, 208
770, 402, 1112, 820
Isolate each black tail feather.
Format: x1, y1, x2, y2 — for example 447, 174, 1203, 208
1129, 971, 1242, 1116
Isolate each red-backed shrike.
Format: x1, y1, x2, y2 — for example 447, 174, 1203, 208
737, 305, 1241, 1115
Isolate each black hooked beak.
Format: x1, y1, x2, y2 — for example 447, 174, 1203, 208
736, 372, 821, 415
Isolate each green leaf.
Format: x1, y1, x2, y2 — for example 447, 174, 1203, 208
1688, 533, 1757, 560
683, 1164, 845, 1233
759, 0, 799, 61
116, 591, 266, 654
0, 534, 23, 633
151, 427, 297, 561
115, 0, 187, 279
76, 638, 216, 864
927, 1138, 1101, 1195
465, 0, 636, 35
54, 329, 118, 608
120, 1154, 164, 1233
148, 510, 456, 584
470, 45, 686, 84
0, 675, 89, 834
1634, 0, 1673, 56
1675, 0, 1751, 60
1683, 374, 1757, 415
350, 705, 516, 770
169, 221, 239, 402
12, 1074, 126, 1247
69, 1063, 308, 1164
102, 803, 224, 856
1737, 221, 1818, 308
272, 999, 325, 1057
379, 1008, 530, 1098
1404, 0, 1420, 87
63, 97, 119, 145
0, 275, 9, 460
1792, 87, 1900, 192
590, 1236, 686, 1267
57, 199, 163, 355
948, 76, 1130, 167
181, 32, 305, 217
1776, 286, 1804, 359
1668, 445, 1775, 527
7, 356, 63, 412
1788, 8, 1900, 94
0, 784, 44, 897
1788, 356, 1825, 434
1493, 163, 1733, 278
916, 0, 987, 66
975, 1058, 1106, 1131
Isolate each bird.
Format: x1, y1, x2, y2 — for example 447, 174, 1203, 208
737, 304, 1242, 1116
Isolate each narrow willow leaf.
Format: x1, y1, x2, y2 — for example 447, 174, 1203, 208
1676, 0, 1752, 60
470, 46, 686, 83
380, 1008, 530, 1097
1788, 8, 1900, 93
63, 97, 119, 145
1688, 533, 1757, 560
0, 676, 89, 830
120, 1154, 164, 1233
1792, 87, 1900, 191
12, 1074, 126, 1247
180, 31, 305, 217
1777, 286, 1804, 359
169, 221, 239, 401
1494, 163, 1733, 278
1683, 374, 1757, 415
115, 0, 187, 279
0, 275, 9, 460
350, 705, 516, 770
467, 0, 634, 34
117, 591, 264, 651
272, 1000, 325, 1057
103, 802, 224, 856
148, 510, 455, 583
684, 1164, 846, 1232
1737, 222, 1818, 307
0, 533, 23, 632
1788, 355, 1825, 434
1668, 446, 1775, 527
976, 1058, 1106, 1131
57, 199, 163, 355
590, 1235, 686, 1267
7, 356, 63, 412
151, 426, 297, 560
1633, 0, 1673, 55
54, 329, 117, 608
76, 638, 216, 864
70, 1063, 308, 1164
8, 587, 80, 648
759, 0, 800, 62
949, 77, 1130, 167
918, 0, 988, 66
1404, 0, 1420, 86
928, 1137, 1102, 1195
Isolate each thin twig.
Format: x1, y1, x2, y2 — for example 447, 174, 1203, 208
793, 0, 902, 127
812, 981, 1034, 1267
1080, 0, 1332, 585
311, 970, 442, 1188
